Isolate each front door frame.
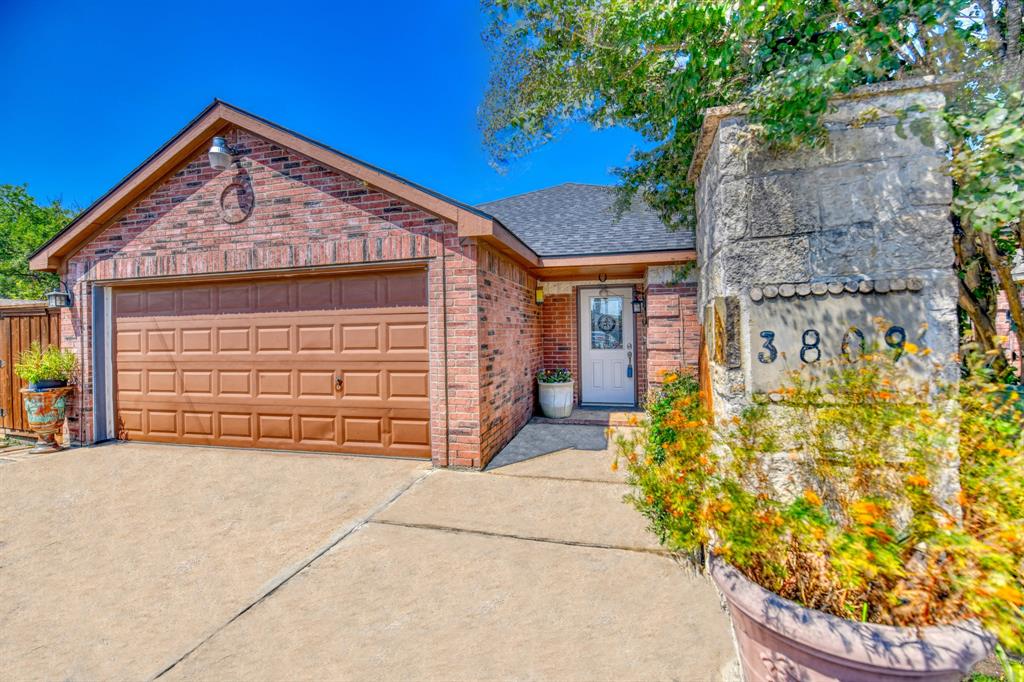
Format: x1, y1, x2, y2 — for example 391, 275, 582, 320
576, 284, 638, 407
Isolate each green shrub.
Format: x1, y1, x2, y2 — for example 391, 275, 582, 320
14, 342, 78, 384
537, 368, 572, 383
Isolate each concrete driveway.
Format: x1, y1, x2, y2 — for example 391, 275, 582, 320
1, 438, 734, 681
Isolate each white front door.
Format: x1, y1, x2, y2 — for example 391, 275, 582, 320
579, 287, 635, 405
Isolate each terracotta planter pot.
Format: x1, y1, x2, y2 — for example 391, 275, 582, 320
20, 386, 74, 454
538, 380, 574, 418
709, 555, 994, 681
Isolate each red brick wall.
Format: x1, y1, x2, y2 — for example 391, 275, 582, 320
477, 245, 543, 465
540, 293, 578, 404
61, 126, 483, 467
645, 281, 699, 391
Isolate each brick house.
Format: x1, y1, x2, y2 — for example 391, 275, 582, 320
29, 101, 697, 468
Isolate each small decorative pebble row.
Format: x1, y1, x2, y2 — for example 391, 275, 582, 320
749, 277, 923, 301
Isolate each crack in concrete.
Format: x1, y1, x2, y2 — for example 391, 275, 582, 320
369, 518, 673, 558
486, 471, 625, 486
149, 468, 434, 680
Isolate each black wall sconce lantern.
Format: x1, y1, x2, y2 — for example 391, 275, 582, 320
632, 288, 647, 324
535, 284, 544, 306
45, 280, 73, 308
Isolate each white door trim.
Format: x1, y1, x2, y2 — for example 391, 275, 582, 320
578, 286, 636, 405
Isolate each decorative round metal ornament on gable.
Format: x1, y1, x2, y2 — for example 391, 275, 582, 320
219, 179, 255, 223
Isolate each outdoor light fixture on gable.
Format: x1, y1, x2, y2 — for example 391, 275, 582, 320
45, 281, 73, 308
208, 136, 239, 170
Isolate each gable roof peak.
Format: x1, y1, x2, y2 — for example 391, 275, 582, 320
30, 100, 527, 271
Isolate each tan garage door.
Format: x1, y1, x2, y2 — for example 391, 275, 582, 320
112, 269, 430, 458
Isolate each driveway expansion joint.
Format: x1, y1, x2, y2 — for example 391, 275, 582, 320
487, 471, 626, 486
369, 518, 674, 558
150, 468, 434, 680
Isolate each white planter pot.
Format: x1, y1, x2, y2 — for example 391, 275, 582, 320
538, 380, 574, 418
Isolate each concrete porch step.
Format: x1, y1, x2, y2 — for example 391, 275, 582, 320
531, 407, 646, 427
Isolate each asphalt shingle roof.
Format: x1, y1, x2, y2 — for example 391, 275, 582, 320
476, 183, 694, 258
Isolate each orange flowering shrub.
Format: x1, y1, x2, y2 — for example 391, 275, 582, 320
618, 354, 1024, 655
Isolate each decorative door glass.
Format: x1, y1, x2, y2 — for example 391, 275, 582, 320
590, 297, 623, 349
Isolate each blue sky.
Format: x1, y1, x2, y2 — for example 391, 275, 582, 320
0, 1, 646, 211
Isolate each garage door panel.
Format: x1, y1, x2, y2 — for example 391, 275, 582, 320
181, 328, 213, 353
116, 329, 143, 353
256, 370, 293, 398
182, 370, 214, 396
146, 329, 176, 354
113, 269, 430, 457
180, 286, 215, 313
218, 370, 252, 396
118, 409, 144, 435
386, 322, 428, 351
255, 326, 292, 353
217, 328, 251, 353
297, 279, 333, 309
298, 415, 338, 444
341, 371, 381, 398
183, 411, 214, 437
340, 324, 380, 352
297, 325, 334, 352
339, 276, 383, 308
219, 412, 253, 440
146, 369, 177, 395
385, 270, 429, 307
117, 369, 144, 394
342, 417, 382, 445
297, 371, 335, 398
388, 371, 429, 399
147, 410, 178, 436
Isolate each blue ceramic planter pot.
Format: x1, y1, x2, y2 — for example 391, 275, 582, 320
28, 379, 68, 391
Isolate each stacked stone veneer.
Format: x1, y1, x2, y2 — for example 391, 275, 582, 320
695, 79, 959, 420
60, 126, 541, 468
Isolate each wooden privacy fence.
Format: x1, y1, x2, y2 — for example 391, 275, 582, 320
0, 303, 61, 436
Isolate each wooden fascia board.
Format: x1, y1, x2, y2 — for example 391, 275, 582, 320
530, 250, 696, 281
536, 250, 695, 271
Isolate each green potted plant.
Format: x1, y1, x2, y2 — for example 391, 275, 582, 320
14, 343, 78, 453
617, 351, 1023, 681
537, 368, 574, 418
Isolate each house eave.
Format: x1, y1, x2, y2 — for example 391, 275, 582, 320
533, 249, 695, 281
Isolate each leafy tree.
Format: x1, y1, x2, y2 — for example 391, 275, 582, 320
0, 185, 74, 300
481, 0, 1024, 376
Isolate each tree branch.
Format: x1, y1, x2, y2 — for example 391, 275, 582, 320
978, 230, 1024, 357
978, 0, 1004, 56
958, 278, 1003, 365
1006, 0, 1022, 64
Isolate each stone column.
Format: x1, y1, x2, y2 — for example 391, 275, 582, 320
691, 77, 959, 422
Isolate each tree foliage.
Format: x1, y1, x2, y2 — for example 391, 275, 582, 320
0, 185, 74, 300
481, 0, 1024, 374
